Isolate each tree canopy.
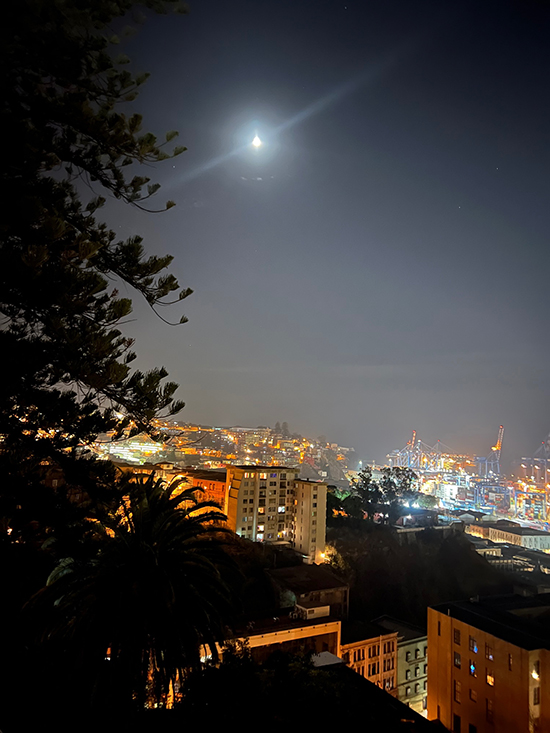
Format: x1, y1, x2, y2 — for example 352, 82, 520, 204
29, 474, 238, 711
0, 0, 191, 539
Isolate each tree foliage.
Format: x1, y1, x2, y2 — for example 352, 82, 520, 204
0, 0, 191, 537
349, 466, 418, 522
28, 474, 237, 711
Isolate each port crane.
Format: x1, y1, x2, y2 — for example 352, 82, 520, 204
476, 425, 504, 476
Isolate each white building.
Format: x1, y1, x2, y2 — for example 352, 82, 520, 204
226, 466, 327, 563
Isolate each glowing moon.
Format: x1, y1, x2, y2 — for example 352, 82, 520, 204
252, 135, 262, 147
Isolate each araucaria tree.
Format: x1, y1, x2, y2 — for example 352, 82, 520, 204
0, 0, 238, 722
0, 0, 190, 537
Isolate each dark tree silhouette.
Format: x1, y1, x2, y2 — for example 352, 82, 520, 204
30, 474, 238, 711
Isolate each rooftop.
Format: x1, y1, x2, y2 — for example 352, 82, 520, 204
341, 620, 399, 646
431, 594, 550, 651
267, 564, 348, 595
182, 468, 227, 482
373, 615, 427, 642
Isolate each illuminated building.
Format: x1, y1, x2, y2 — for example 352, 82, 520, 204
92, 432, 165, 464
179, 468, 228, 514
340, 622, 398, 695
226, 466, 327, 563
293, 478, 327, 564
375, 616, 428, 714
466, 522, 550, 552
428, 595, 550, 732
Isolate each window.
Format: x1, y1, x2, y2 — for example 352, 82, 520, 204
438, 621, 441, 636
415, 667, 419, 677
469, 660, 477, 677
468, 725, 477, 733
415, 683, 420, 693
406, 686, 411, 696
415, 649, 420, 659
406, 651, 411, 662
486, 698, 494, 723
485, 643, 493, 661
454, 680, 462, 703
424, 663, 427, 674
423, 680, 427, 691
406, 670, 411, 680
454, 652, 462, 669
486, 669, 494, 687
424, 645, 427, 657
454, 629, 461, 645
469, 689, 477, 702
533, 660, 540, 679
508, 653, 513, 671
453, 713, 461, 732
270, 473, 277, 478
469, 636, 478, 654
534, 687, 541, 705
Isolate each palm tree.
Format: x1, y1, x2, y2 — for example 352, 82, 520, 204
30, 473, 238, 711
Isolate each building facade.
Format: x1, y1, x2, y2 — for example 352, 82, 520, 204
376, 616, 428, 714
466, 522, 550, 552
428, 596, 550, 732
340, 625, 398, 695
226, 466, 327, 562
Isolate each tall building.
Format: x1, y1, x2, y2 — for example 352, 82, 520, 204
225, 466, 327, 563
294, 478, 327, 564
428, 594, 550, 732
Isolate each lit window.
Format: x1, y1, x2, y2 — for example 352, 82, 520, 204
469, 637, 478, 654
485, 644, 493, 661
486, 669, 494, 687
470, 660, 477, 677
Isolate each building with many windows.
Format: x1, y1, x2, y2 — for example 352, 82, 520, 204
375, 616, 428, 714
340, 621, 399, 696
428, 594, 550, 732
225, 466, 327, 562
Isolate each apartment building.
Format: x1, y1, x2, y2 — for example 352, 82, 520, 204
179, 468, 228, 513
294, 478, 327, 564
466, 521, 550, 551
340, 622, 399, 696
226, 466, 327, 562
376, 616, 428, 714
428, 594, 550, 732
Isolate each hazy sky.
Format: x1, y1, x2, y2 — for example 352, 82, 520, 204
105, 0, 550, 466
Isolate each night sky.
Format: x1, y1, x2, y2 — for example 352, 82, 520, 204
104, 0, 550, 466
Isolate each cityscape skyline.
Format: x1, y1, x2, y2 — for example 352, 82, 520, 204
97, 0, 550, 466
